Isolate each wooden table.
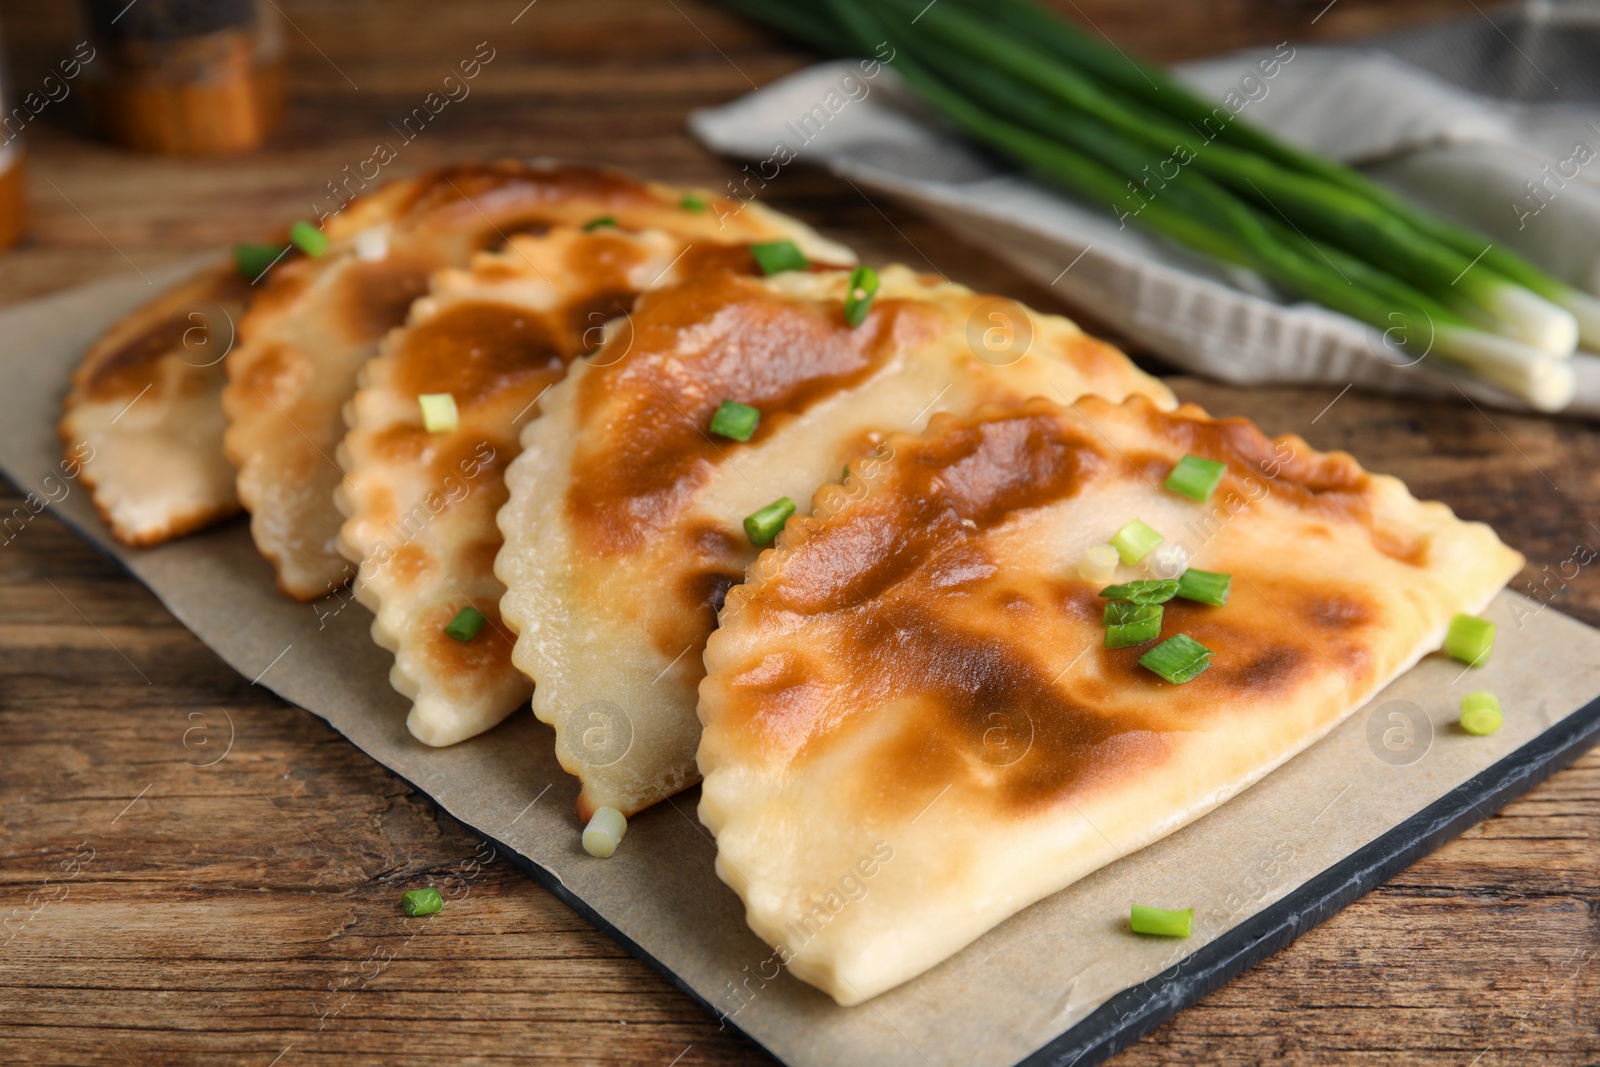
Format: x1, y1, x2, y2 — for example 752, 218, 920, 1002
2, 1, 1597, 1064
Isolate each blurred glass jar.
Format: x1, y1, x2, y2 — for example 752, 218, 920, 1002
78, 0, 285, 155
0, 29, 25, 249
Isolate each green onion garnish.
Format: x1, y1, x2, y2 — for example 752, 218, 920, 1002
1104, 601, 1162, 648
1138, 633, 1212, 684
1109, 519, 1164, 565
582, 807, 628, 858
418, 392, 459, 433
582, 215, 617, 231
1459, 691, 1503, 736
1443, 613, 1495, 666
1078, 543, 1119, 585
709, 399, 761, 441
1175, 568, 1232, 607
401, 886, 444, 917
750, 240, 810, 275
680, 195, 707, 211
1130, 903, 1192, 938
1098, 578, 1178, 604
743, 497, 795, 546
1165, 454, 1227, 502
234, 242, 287, 279
444, 606, 487, 643
843, 265, 880, 327
289, 220, 329, 258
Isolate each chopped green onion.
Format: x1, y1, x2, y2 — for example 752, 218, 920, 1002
234, 242, 287, 279
289, 220, 329, 258
1110, 519, 1163, 565
1138, 633, 1212, 684
1443, 613, 1495, 666
1098, 578, 1178, 604
843, 265, 880, 327
750, 239, 809, 275
709, 399, 761, 441
582, 215, 617, 231
744, 497, 796, 546
445, 606, 487, 642
1175, 568, 1231, 607
1165, 454, 1226, 502
1459, 691, 1503, 736
1130, 903, 1192, 937
1102, 601, 1147, 625
418, 392, 459, 433
1104, 601, 1162, 648
582, 807, 628, 858
680, 195, 707, 211
401, 886, 444, 917
1078, 542, 1119, 585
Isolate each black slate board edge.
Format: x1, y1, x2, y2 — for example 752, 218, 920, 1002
470, 690, 1600, 1067
1020, 689, 1600, 1067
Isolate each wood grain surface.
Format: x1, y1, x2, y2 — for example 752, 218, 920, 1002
1, 1, 1597, 1064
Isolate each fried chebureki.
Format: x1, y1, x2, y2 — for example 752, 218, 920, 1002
60, 263, 248, 545
495, 267, 1174, 818
696, 395, 1523, 1005
335, 227, 846, 746
224, 159, 849, 599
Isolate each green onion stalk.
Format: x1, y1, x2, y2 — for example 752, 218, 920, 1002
943, 0, 1600, 354
873, 0, 1577, 357
1288, 227, 1575, 408
805, 0, 1574, 408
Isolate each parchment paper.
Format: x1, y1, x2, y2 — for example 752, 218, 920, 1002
5, 262, 1599, 1067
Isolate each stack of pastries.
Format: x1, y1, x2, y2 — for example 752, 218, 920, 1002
61, 161, 1522, 1005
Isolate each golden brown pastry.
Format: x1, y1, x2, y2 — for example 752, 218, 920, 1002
495, 267, 1175, 819
224, 159, 850, 599
697, 395, 1524, 1005
334, 227, 835, 746
59, 263, 248, 545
